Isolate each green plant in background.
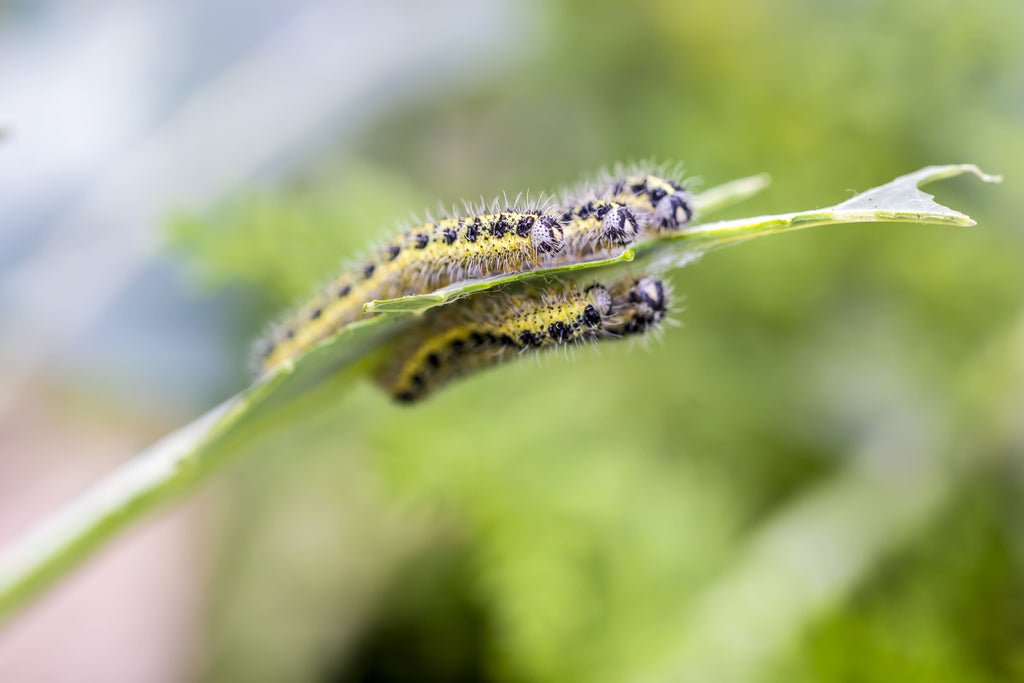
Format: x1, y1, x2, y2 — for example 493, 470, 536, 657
0, 166, 999, 672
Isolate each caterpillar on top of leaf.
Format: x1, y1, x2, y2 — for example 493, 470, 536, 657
257, 185, 657, 375
257, 196, 566, 373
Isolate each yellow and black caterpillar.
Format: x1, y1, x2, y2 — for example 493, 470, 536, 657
375, 274, 670, 403
258, 202, 565, 371
258, 194, 653, 374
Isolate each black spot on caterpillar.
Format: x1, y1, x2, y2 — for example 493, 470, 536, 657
375, 274, 670, 403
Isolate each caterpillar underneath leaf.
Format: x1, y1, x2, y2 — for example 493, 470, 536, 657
375, 274, 670, 403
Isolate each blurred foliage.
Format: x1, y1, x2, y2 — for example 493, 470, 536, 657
795, 477, 1024, 682
168, 0, 1024, 681
168, 162, 429, 307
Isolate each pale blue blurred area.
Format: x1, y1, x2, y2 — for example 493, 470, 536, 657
0, 0, 535, 413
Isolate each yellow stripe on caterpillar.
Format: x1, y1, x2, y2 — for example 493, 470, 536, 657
376, 274, 670, 403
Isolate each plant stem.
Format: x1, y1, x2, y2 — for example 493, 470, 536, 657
0, 377, 276, 622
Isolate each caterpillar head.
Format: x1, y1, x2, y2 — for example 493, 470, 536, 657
653, 193, 694, 229
601, 205, 640, 245
626, 276, 668, 332
530, 215, 565, 255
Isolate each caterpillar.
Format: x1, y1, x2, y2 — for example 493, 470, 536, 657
567, 162, 696, 233
375, 274, 670, 403
257, 194, 652, 375
258, 201, 565, 372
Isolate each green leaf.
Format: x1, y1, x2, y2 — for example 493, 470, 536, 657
645, 164, 1001, 256
364, 250, 637, 314
365, 164, 998, 316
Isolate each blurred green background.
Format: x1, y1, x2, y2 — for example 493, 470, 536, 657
2, 0, 1022, 681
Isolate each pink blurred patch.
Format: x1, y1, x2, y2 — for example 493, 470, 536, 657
0, 390, 207, 683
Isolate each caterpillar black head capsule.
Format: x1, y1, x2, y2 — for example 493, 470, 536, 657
620, 276, 668, 333
653, 192, 694, 230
